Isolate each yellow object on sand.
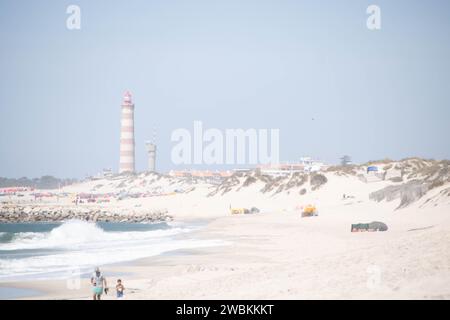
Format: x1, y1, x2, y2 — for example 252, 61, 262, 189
303, 205, 316, 213
302, 205, 317, 217
230, 208, 246, 215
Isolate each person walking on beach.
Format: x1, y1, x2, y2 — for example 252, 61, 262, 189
116, 279, 125, 299
91, 267, 108, 300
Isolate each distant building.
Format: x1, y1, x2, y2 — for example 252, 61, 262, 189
92, 168, 113, 180
257, 157, 326, 177
168, 170, 233, 184
340, 155, 352, 166
299, 157, 325, 173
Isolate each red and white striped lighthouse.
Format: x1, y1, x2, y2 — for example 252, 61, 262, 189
119, 91, 135, 173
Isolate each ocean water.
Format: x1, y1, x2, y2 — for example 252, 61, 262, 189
0, 219, 225, 282
0, 286, 41, 299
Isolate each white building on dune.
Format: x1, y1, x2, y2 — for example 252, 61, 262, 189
258, 157, 327, 177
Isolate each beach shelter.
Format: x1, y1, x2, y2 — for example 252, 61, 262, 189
351, 221, 388, 232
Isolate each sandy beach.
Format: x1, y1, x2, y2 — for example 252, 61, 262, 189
4, 201, 450, 300
1, 159, 450, 300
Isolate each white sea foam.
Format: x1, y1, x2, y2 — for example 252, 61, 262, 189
0, 220, 190, 251
0, 220, 228, 281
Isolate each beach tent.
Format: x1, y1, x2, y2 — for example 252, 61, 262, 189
368, 221, 388, 231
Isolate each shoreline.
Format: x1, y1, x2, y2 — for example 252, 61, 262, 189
1, 206, 450, 299
0, 216, 226, 300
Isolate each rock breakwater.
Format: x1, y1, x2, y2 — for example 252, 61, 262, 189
0, 205, 172, 223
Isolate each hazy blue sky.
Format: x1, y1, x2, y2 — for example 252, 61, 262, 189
0, 0, 449, 178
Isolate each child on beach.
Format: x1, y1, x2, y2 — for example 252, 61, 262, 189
116, 279, 125, 299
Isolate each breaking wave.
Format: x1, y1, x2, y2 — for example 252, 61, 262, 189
0, 220, 227, 281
